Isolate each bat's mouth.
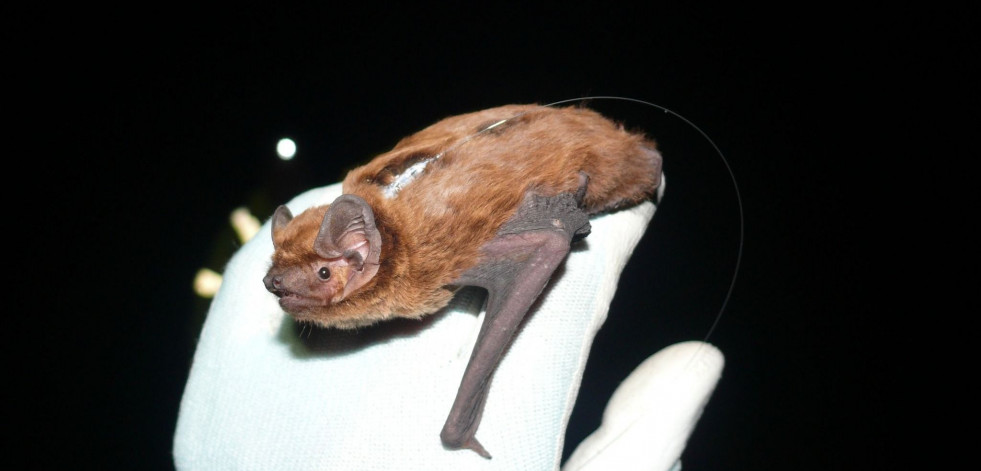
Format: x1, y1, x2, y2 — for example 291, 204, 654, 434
277, 290, 301, 308
277, 291, 327, 314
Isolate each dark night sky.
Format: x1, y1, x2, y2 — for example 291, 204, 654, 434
10, 4, 971, 470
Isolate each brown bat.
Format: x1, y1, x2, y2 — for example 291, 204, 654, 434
262, 104, 662, 457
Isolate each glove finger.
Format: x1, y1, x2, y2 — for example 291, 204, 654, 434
562, 340, 724, 471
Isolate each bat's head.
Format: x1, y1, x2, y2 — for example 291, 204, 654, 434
263, 194, 382, 323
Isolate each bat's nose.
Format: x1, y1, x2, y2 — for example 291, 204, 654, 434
263, 273, 284, 296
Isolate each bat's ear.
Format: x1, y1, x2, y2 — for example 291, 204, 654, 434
315, 194, 382, 299
270, 205, 293, 246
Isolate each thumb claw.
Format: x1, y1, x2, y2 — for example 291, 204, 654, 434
466, 437, 492, 459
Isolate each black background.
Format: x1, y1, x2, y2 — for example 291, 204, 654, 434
10, 4, 971, 470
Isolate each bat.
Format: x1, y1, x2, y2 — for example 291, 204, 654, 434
262, 104, 662, 457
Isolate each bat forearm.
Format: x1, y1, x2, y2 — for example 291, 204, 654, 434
441, 188, 591, 457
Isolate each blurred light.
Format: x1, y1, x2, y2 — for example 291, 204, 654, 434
194, 268, 222, 298
277, 138, 296, 160
230, 207, 261, 243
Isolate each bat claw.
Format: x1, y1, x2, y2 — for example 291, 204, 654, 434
441, 426, 492, 459
575, 171, 589, 205
467, 437, 492, 459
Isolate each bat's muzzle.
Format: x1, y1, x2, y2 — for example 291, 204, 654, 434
263, 273, 285, 297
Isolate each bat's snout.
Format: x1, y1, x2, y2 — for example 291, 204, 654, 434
263, 273, 285, 297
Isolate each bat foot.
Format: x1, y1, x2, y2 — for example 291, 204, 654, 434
497, 191, 591, 241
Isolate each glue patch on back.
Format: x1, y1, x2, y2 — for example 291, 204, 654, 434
382, 155, 445, 198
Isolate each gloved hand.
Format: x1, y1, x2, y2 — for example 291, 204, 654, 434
174, 181, 723, 470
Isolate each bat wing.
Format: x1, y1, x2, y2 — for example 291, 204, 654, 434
441, 176, 592, 458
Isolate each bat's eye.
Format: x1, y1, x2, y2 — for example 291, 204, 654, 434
318, 267, 331, 280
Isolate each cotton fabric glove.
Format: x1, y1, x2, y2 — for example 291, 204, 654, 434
562, 341, 723, 471
174, 180, 722, 470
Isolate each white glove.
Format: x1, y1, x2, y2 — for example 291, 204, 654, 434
174, 181, 723, 470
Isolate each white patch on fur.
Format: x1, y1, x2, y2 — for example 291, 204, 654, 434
383, 157, 438, 198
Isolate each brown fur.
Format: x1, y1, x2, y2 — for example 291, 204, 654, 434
270, 104, 661, 329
